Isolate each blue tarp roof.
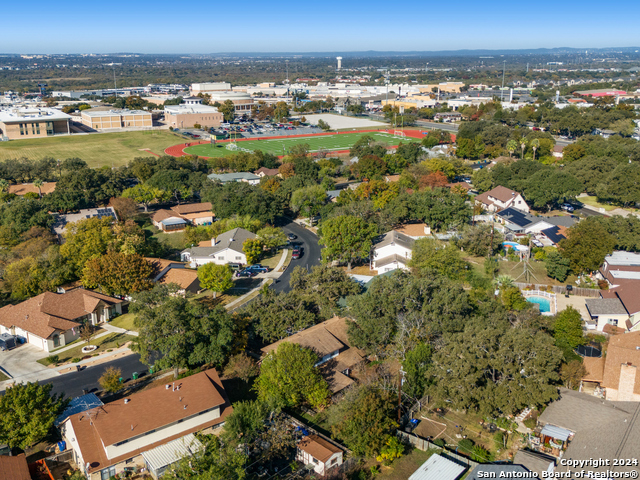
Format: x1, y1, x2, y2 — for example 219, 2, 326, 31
540, 424, 572, 442
55, 393, 103, 426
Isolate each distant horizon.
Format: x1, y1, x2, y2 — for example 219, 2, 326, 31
3, 0, 640, 54
1, 46, 639, 57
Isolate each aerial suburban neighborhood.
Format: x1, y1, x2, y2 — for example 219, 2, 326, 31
1, 7, 640, 480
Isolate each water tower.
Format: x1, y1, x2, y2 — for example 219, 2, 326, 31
336, 57, 342, 70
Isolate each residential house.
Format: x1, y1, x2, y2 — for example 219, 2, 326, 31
594, 128, 616, 139
207, 172, 260, 185
371, 230, 415, 273
0, 454, 31, 480
180, 228, 256, 268
585, 298, 629, 332
384, 174, 400, 183
408, 454, 466, 480
56, 393, 104, 427
592, 251, 640, 331
52, 207, 118, 240
152, 202, 213, 233
145, 258, 201, 295
600, 331, 640, 401
495, 207, 576, 236
475, 186, 529, 213
61, 369, 232, 480
536, 388, 640, 477
552, 145, 564, 159
512, 450, 555, 477
394, 223, 431, 239
254, 167, 280, 178
296, 435, 343, 476
261, 316, 366, 395
467, 464, 529, 480
0, 289, 124, 352
8, 182, 56, 196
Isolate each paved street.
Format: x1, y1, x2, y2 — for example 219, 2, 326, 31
271, 219, 322, 294
41, 354, 149, 398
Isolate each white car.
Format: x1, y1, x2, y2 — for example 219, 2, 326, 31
561, 203, 574, 212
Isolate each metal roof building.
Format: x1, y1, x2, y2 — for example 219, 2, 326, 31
142, 433, 203, 479
408, 454, 466, 480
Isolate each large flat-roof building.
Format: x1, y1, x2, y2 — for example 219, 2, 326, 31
190, 82, 232, 95
0, 107, 71, 140
164, 104, 223, 129
207, 92, 254, 116
81, 108, 153, 130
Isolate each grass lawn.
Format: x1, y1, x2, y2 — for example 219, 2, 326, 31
184, 131, 403, 158
496, 259, 578, 286
579, 195, 617, 212
0, 371, 9, 382
109, 313, 137, 332
38, 332, 137, 365
151, 229, 187, 250
260, 249, 287, 270
0, 130, 182, 168
375, 448, 434, 480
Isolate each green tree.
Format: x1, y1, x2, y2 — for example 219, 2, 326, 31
273, 101, 290, 122
429, 323, 562, 415
554, 306, 585, 354
317, 119, 331, 131
402, 343, 432, 398
218, 100, 236, 122
376, 436, 405, 466
60, 217, 115, 275
121, 183, 166, 212
530, 138, 540, 161
256, 226, 287, 252
545, 250, 571, 282
319, 215, 378, 270
559, 218, 616, 273
249, 291, 317, 342
562, 143, 586, 162
506, 139, 517, 158
198, 263, 233, 298
352, 155, 387, 180
221, 400, 267, 446
0, 382, 67, 449
243, 238, 264, 265
523, 170, 583, 211
223, 353, 258, 384
290, 185, 326, 224
501, 287, 529, 311
81, 252, 153, 296
163, 434, 247, 480
456, 224, 504, 257
99, 366, 123, 393
410, 237, 469, 281
329, 384, 397, 457
132, 285, 236, 378
254, 342, 330, 409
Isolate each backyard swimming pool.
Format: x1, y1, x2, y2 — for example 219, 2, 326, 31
526, 296, 552, 313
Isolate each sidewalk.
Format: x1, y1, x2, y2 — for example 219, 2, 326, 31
102, 323, 139, 337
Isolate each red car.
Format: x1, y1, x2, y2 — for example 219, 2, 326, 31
292, 248, 303, 259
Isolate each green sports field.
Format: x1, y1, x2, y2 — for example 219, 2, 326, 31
184, 131, 406, 157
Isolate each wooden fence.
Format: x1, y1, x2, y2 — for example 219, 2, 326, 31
396, 430, 479, 468
514, 282, 601, 298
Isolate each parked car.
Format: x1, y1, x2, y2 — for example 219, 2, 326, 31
561, 203, 574, 212
292, 248, 303, 260
246, 264, 269, 273
228, 263, 242, 271
236, 270, 255, 278
287, 233, 297, 241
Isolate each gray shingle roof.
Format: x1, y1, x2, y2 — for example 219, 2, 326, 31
512, 450, 555, 476
207, 172, 260, 183
375, 230, 415, 251
585, 297, 628, 316
182, 227, 256, 257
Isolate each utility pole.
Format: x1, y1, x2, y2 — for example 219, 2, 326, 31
398, 370, 402, 423
500, 61, 506, 102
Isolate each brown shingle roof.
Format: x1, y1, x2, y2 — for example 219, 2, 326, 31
394, 223, 428, 238
8, 182, 56, 196
298, 435, 342, 463
170, 202, 212, 215
475, 186, 520, 208
151, 209, 176, 223
69, 369, 231, 474
0, 454, 31, 480
157, 268, 200, 291
254, 167, 280, 176
0, 290, 122, 340
602, 332, 640, 395
582, 356, 605, 383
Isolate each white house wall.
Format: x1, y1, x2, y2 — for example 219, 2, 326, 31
373, 244, 412, 262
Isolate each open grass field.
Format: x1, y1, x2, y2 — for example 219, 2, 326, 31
0, 130, 182, 167
184, 131, 406, 158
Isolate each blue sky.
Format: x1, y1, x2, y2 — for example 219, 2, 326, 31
2, 0, 640, 53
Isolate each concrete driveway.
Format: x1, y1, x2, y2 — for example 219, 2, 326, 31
0, 343, 59, 387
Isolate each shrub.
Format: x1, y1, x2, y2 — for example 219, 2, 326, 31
71, 357, 82, 363
99, 366, 123, 393
471, 445, 492, 462
523, 417, 536, 429
433, 438, 446, 447
376, 436, 404, 466
457, 438, 475, 455
494, 431, 505, 450
46, 355, 59, 365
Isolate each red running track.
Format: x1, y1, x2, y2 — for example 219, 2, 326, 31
163, 128, 454, 158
